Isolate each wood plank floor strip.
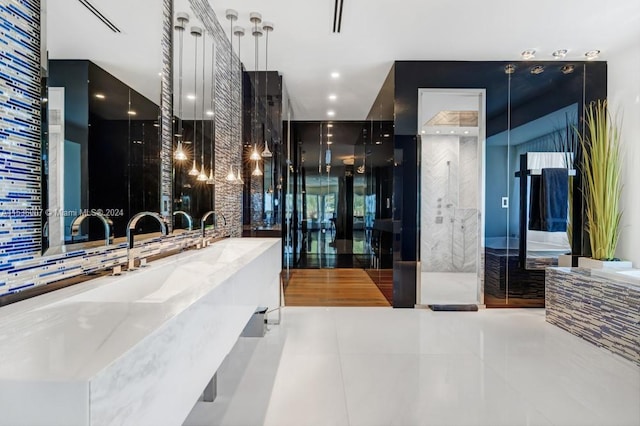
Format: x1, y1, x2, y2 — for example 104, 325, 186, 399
284, 269, 391, 307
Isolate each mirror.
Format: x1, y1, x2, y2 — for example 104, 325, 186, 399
44, 0, 164, 252
485, 61, 591, 307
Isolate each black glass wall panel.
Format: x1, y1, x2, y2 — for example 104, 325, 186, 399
392, 60, 607, 308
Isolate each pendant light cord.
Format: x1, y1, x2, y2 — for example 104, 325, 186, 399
201, 32, 206, 170
193, 31, 198, 164
253, 19, 259, 150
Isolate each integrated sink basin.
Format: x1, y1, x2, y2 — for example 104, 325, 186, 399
0, 238, 282, 426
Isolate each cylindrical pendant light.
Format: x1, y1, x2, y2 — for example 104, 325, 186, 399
252, 161, 263, 176
250, 12, 262, 160
207, 40, 216, 186
173, 12, 189, 161
197, 30, 208, 181
189, 26, 202, 176
261, 21, 274, 158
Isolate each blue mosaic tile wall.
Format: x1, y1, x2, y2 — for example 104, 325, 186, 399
0, 0, 42, 263
546, 267, 640, 366
0, 229, 225, 297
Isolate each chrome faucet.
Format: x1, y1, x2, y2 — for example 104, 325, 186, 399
126, 211, 168, 249
201, 211, 226, 238
172, 210, 193, 231
70, 212, 114, 246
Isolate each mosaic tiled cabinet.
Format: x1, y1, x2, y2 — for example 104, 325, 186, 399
546, 267, 640, 366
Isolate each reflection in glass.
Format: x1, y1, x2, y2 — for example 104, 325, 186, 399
419, 89, 484, 306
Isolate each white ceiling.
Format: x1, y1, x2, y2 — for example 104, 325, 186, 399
47, 0, 640, 121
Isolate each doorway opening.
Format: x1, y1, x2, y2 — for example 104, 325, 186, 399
417, 89, 486, 306
284, 120, 394, 306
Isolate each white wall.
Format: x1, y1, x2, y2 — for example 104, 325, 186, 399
608, 40, 640, 267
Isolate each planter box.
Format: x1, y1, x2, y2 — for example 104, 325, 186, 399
578, 257, 633, 269
558, 254, 581, 267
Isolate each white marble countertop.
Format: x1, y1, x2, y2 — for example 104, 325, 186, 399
0, 237, 281, 426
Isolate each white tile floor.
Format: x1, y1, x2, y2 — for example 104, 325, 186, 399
184, 307, 640, 426
420, 272, 479, 305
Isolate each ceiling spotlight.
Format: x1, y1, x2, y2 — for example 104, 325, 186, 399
327, 123, 333, 128
327, 133, 333, 137
504, 64, 516, 74
206, 110, 214, 116
187, 94, 196, 100
327, 110, 335, 117
585, 50, 600, 60
421, 130, 425, 134
383, 133, 390, 137
552, 49, 568, 59
561, 64, 575, 74
521, 49, 536, 60
330, 72, 340, 79
328, 94, 337, 101
450, 130, 455, 134
95, 93, 105, 99
435, 130, 440, 134
463, 130, 469, 134
530, 65, 545, 75
127, 110, 137, 115
375, 141, 382, 145
327, 141, 333, 145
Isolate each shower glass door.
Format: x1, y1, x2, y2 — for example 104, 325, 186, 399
418, 89, 485, 305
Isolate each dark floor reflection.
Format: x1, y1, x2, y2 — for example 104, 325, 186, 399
297, 229, 374, 268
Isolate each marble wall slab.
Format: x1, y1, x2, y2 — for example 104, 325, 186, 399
421, 135, 478, 273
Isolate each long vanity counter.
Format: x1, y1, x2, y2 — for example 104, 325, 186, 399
0, 238, 281, 426
546, 267, 640, 366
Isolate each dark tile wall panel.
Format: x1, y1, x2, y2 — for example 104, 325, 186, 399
160, 0, 174, 226
189, 0, 242, 237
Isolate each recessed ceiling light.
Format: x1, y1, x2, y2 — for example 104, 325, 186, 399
375, 141, 382, 145
327, 141, 333, 145
421, 130, 425, 134
327, 110, 335, 117
327, 123, 333, 128
504, 64, 516, 74
330, 72, 340, 79
521, 49, 536, 60
530, 65, 545, 75
127, 110, 137, 116
585, 50, 600, 60
41, 97, 48, 103
206, 110, 214, 116
561, 64, 575, 74
328, 94, 337, 101
552, 49, 568, 59
450, 130, 455, 134
435, 130, 440, 134
383, 133, 390, 137
158, 72, 162, 76
463, 130, 469, 134
95, 93, 105, 99
327, 133, 333, 137
187, 94, 196, 100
